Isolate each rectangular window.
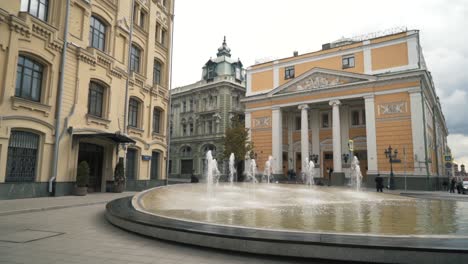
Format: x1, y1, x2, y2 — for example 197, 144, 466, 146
150, 151, 160, 180
351, 110, 360, 126
153, 109, 161, 133
321, 112, 330, 128
342, 55, 355, 69
21, 0, 49, 21
153, 60, 161, 85
189, 99, 193, 111
128, 99, 139, 127
285, 66, 295, 79
139, 11, 146, 28
182, 124, 187, 135
208, 121, 212, 134
189, 123, 194, 135
182, 101, 186, 112
155, 22, 161, 43
6, 131, 39, 182
16, 55, 43, 102
130, 45, 141, 73
126, 148, 137, 180
88, 82, 104, 117
161, 28, 167, 47
295, 116, 301, 130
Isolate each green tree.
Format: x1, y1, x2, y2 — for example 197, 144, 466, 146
222, 115, 254, 162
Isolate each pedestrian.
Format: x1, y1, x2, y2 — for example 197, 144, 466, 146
375, 174, 383, 192
190, 170, 199, 183
450, 177, 456, 193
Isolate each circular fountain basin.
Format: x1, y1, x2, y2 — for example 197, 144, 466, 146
106, 184, 468, 263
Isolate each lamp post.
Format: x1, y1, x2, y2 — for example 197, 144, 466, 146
384, 145, 398, 190
342, 154, 349, 164
311, 154, 319, 164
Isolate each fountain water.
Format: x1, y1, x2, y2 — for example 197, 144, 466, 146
205, 150, 220, 197
228, 153, 236, 184
351, 156, 363, 191
263, 156, 273, 183
305, 158, 315, 186
245, 158, 258, 183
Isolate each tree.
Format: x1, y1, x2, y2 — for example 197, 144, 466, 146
222, 115, 254, 165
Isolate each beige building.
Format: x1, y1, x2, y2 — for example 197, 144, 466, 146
244, 30, 448, 190
0, 0, 173, 199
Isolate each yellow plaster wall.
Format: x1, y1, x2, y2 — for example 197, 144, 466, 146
251, 70, 274, 92
371, 42, 408, 71
349, 127, 367, 139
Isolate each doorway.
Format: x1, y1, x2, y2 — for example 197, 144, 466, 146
322, 152, 333, 182
78, 143, 104, 192
353, 150, 368, 182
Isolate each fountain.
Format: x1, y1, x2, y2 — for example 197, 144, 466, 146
263, 155, 273, 183
228, 153, 236, 184
305, 157, 315, 186
205, 150, 220, 198
350, 156, 363, 191
244, 156, 258, 183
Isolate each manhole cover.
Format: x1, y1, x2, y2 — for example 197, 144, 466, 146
0, 229, 64, 243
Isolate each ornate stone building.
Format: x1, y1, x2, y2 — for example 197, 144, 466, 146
0, 0, 173, 199
169, 38, 245, 181
244, 30, 449, 190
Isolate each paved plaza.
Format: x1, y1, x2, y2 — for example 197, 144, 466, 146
0, 192, 328, 264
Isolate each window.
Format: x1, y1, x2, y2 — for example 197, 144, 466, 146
168, 160, 172, 173
155, 23, 161, 43
189, 99, 193, 111
182, 101, 186, 112
6, 131, 40, 182
153, 60, 162, 85
126, 148, 137, 180
181, 146, 192, 157
321, 112, 330, 128
189, 123, 194, 135
351, 109, 366, 126
128, 98, 139, 127
162, 0, 167, 7
285, 66, 295, 79
21, 0, 48, 21
342, 55, 355, 69
130, 44, 141, 73
295, 116, 301, 130
207, 121, 212, 134
161, 28, 167, 47
16, 55, 43, 102
89, 16, 106, 51
150, 151, 160, 180
88, 82, 104, 117
153, 108, 161, 133
139, 10, 146, 28
207, 66, 215, 80
182, 124, 187, 136
170, 123, 173, 136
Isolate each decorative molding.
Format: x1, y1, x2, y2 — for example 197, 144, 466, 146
1, 115, 55, 133
86, 114, 111, 128
378, 102, 407, 115
11, 96, 52, 117
253, 116, 271, 128
329, 99, 341, 106
8, 14, 31, 38
77, 48, 96, 66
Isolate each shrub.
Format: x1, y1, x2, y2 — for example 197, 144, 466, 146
114, 160, 126, 185
76, 161, 90, 187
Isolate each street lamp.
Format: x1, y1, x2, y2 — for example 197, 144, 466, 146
384, 145, 398, 190
342, 154, 349, 164
311, 154, 319, 164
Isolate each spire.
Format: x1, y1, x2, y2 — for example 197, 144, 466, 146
217, 36, 231, 57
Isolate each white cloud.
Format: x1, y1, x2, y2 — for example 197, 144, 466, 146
448, 134, 468, 166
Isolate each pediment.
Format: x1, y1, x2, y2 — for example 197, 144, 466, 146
270, 68, 375, 96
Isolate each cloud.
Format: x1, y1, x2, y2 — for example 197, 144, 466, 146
448, 134, 468, 166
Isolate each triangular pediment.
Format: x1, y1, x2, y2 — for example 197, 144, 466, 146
270, 68, 375, 96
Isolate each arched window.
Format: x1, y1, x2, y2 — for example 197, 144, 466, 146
203, 144, 216, 156
89, 15, 107, 51
153, 108, 162, 133
20, 0, 48, 21
181, 146, 192, 157
153, 60, 162, 85
130, 44, 141, 73
128, 98, 140, 128
6, 131, 40, 182
16, 55, 44, 102
88, 82, 104, 117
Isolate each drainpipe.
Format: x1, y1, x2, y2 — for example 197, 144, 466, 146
49, 0, 71, 194
124, 0, 136, 135
165, 0, 176, 186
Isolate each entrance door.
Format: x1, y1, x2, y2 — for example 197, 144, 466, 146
323, 152, 333, 182
295, 152, 302, 176
78, 143, 104, 192
354, 150, 368, 182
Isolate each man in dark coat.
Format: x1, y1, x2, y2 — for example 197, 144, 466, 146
375, 174, 383, 192
190, 170, 199, 183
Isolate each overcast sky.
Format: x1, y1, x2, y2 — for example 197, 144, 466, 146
172, 0, 468, 166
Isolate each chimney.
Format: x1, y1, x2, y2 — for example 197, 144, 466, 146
293, 51, 299, 57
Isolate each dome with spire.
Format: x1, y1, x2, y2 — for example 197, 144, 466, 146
216, 36, 231, 57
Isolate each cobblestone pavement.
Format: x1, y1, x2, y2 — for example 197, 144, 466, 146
0, 193, 324, 264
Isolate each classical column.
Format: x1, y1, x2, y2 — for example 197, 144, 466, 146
272, 106, 282, 174
245, 111, 252, 140
329, 100, 342, 173
410, 90, 425, 175
364, 95, 378, 174
298, 104, 309, 173
310, 108, 320, 161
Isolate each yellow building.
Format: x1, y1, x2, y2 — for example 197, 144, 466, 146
0, 0, 173, 199
244, 30, 448, 190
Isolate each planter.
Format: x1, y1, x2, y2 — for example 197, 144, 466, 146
74, 186, 87, 196
113, 183, 125, 193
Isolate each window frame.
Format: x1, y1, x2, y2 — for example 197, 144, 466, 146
342, 55, 355, 69
128, 98, 140, 128
284, 66, 295, 79
88, 81, 105, 118
350, 108, 366, 127
89, 15, 107, 52
15, 55, 44, 102
153, 59, 162, 85
130, 44, 141, 73
153, 108, 162, 134
20, 0, 49, 21
6, 130, 41, 182
321, 111, 331, 129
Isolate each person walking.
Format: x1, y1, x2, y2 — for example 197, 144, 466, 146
375, 174, 384, 192
450, 177, 456, 193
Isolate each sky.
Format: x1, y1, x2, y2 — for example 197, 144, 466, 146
171, 0, 468, 166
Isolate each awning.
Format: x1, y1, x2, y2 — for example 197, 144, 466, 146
73, 133, 136, 144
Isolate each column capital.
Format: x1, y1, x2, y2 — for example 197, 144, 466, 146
272, 106, 281, 111
329, 99, 341, 106
363, 95, 375, 100
298, 104, 309, 110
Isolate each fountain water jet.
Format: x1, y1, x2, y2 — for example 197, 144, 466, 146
228, 153, 236, 184
351, 156, 363, 191
305, 157, 315, 186
205, 150, 220, 198
263, 155, 273, 183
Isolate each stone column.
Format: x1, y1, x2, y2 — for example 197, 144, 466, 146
329, 100, 342, 173
298, 104, 309, 173
364, 95, 378, 174
410, 90, 425, 175
245, 111, 252, 140
272, 106, 283, 174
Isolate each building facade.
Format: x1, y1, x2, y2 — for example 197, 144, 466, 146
169, 38, 245, 181
244, 30, 448, 190
0, 0, 173, 199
